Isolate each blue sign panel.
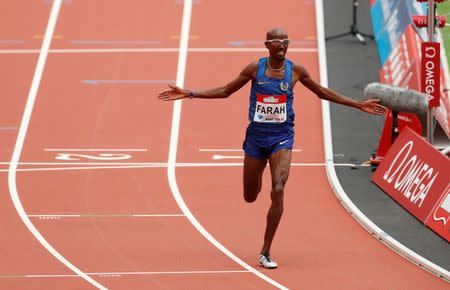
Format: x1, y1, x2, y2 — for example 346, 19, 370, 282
371, 0, 416, 64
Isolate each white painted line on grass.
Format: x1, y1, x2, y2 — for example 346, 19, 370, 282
0, 47, 318, 54
166, 1, 289, 289
6, 1, 106, 289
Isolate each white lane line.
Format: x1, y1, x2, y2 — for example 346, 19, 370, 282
0, 162, 369, 173
0, 161, 365, 166
0, 126, 18, 131
315, 0, 450, 282
54, 153, 132, 161
70, 40, 161, 45
167, 1, 289, 289
28, 214, 185, 218
81, 79, 174, 85
199, 148, 302, 152
0, 270, 250, 278
0, 47, 318, 54
0, 162, 166, 165
6, 1, 106, 289
0, 39, 25, 44
211, 154, 310, 160
228, 40, 317, 47
212, 155, 243, 160
44, 148, 148, 152
199, 149, 243, 152
133, 214, 184, 217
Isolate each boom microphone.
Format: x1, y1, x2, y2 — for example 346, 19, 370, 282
364, 82, 429, 115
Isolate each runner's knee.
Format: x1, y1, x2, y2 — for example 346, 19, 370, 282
244, 189, 258, 203
244, 195, 257, 203
243, 180, 263, 203
270, 182, 285, 205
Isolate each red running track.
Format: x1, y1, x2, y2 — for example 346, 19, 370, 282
0, 0, 448, 289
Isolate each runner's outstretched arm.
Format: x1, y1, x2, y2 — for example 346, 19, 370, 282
157, 62, 257, 101
296, 64, 387, 115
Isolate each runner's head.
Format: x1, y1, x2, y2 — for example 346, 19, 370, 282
265, 28, 289, 61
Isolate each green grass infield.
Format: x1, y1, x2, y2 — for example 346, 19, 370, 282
437, 1, 449, 69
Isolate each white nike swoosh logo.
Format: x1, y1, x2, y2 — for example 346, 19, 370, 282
258, 80, 270, 85
279, 140, 289, 145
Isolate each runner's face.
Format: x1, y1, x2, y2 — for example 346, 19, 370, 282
265, 33, 289, 61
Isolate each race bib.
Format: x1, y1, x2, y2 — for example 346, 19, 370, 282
253, 94, 287, 123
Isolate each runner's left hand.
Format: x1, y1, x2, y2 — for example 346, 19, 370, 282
359, 99, 388, 115
157, 84, 188, 101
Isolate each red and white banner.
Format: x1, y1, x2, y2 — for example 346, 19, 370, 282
374, 112, 422, 158
426, 185, 450, 242
421, 42, 440, 107
375, 26, 424, 159
436, 70, 450, 137
379, 24, 449, 142
372, 127, 450, 224
412, 15, 447, 28
380, 26, 421, 88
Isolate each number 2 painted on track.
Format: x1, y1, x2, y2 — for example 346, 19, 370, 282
55, 153, 132, 161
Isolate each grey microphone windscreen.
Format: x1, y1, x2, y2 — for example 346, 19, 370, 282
364, 83, 429, 115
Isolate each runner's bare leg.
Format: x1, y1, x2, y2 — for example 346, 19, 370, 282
260, 149, 292, 256
243, 155, 267, 203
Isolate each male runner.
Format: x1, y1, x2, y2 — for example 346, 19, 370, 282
158, 28, 387, 269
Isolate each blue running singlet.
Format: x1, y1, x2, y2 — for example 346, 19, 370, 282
248, 57, 295, 125
243, 57, 296, 159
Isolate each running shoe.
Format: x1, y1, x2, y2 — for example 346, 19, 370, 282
258, 254, 278, 269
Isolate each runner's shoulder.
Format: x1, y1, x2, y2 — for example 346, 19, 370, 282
240, 61, 260, 79
291, 62, 304, 73
292, 62, 309, 80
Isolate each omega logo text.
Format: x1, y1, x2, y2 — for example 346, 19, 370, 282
382, 141, 439, 207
